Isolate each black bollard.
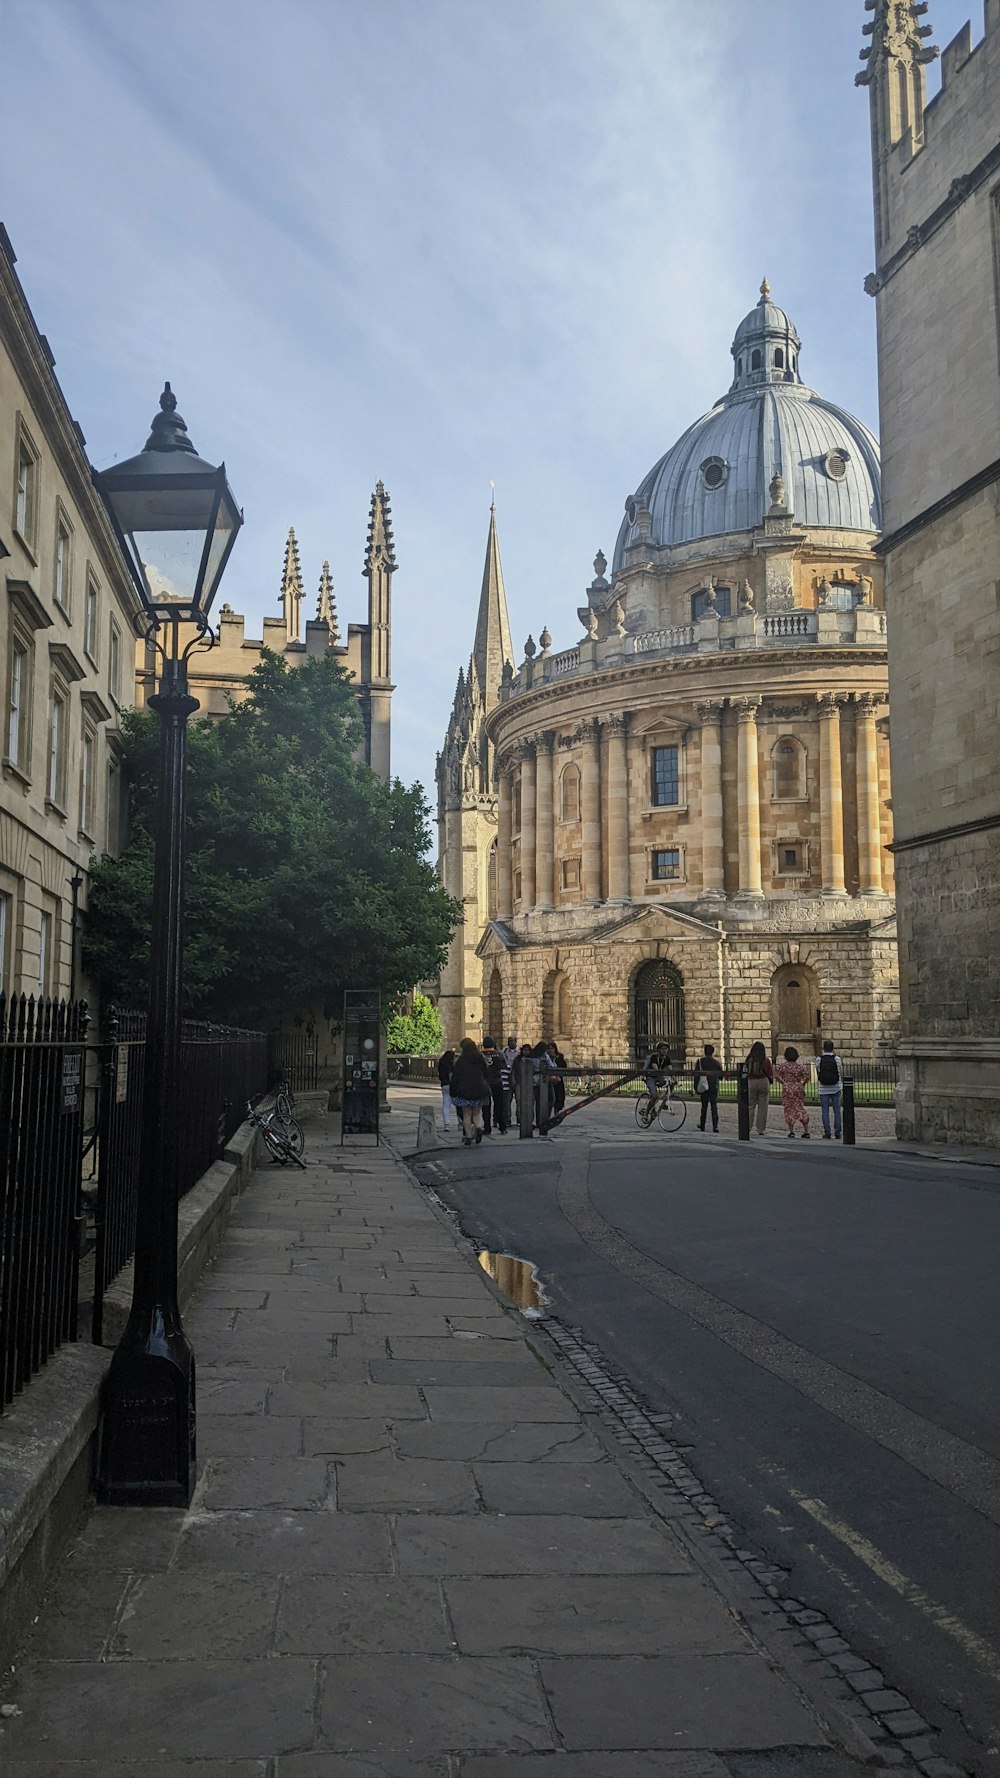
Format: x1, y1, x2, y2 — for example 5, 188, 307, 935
842, 1076, 856, 1145
518, 1054, 534, 1139
737, 1066, 750, 1141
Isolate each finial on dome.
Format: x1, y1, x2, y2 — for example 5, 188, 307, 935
759, 277, 771, 302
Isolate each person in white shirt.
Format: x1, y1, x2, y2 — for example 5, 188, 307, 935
815, 1039, 844, 1139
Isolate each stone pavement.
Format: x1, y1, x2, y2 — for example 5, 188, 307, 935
0, 1119, 870, 1776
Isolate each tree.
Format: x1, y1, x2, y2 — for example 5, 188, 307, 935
386, 991, 444, 1056
84, 651, 460, 1026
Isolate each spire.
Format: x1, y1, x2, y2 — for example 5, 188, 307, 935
472, 501, 514, 715
280, 526, 303, 643
363, 481, 395, 684
317, 561, 340, 643
857, 3, 938, 251
363, 480, 397, 577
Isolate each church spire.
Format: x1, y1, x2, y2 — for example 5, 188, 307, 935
857, 2, 938, 250
472, 500, 514, 714
363, 481, 395, 684
317, 560, 340, 643
280, 526, 303, 644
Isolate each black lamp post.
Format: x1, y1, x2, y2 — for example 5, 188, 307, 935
95, 384, 242, 1505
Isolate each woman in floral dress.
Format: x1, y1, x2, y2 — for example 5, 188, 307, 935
774, 1045, 810, 1138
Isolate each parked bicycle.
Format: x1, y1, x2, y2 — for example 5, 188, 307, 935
247, 1099, 307, 1168
274, 1076, 297, 1127
635, 1076, 687, 1133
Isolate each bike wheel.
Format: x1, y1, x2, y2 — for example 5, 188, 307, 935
284, 1117, 305, 1156
275, 1087, 294, 1125
657, 1094, 687, 1132
262, 1124, 291, 1165
635, 1095, 656, 1129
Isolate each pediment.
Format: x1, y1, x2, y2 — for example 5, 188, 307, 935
587, 902, 720, 944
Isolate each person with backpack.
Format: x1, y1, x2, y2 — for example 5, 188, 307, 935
745, 1040, 774, 1135
448, 1037, 493, 1146
482, 1036, 511, 1133
692, 1042, 724, 1131
815, 1038, 844, 1140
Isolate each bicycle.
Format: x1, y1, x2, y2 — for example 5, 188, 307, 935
247, 1100, 307, 1168
635, 1077, 687, 1133
274, 1076, 296, 1126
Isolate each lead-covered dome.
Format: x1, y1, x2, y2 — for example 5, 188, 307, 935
613, 284, 881, 571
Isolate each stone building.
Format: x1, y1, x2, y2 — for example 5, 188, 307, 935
858, 2, 1000, 1141
136, 485, 397, 780
438, 289, 899, 1062
0, 223, 142, 1002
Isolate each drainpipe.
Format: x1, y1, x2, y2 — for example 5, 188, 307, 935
69, 871, 84, 1002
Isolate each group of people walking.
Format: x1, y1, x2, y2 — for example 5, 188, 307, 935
437, 1036, 566, 1144
643, 1038, 847, 1138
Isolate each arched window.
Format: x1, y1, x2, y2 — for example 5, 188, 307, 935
736, 356, 743, 376
633, 959, 685, 1059
692, 584, 732, 621
772, 736, 805, 801
751, 348, 762, 371
560, 762, 581, 822
513, 777, 522, 833
487, 839, 497, 919
486, 966, 504, 1042
542, 970, 572, 1045
774, 347, 785, 369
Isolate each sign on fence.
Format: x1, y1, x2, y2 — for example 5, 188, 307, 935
61, 1049, 83, 1114
342, 989, 381, 1142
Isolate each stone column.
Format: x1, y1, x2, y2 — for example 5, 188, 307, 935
534, 730, 555, 909
496, 760, 513, 919
580, 717, 603, 902
606, 713, 630, 901
697, 700, 725, 897
855, 693, 883, 895
818, 693, 847, 895
519, 743, 537, 910
735, 697, 763, 897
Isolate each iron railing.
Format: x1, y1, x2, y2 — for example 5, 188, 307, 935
269, 1027, 319, 1093
391, 1053, 900, 1107
0, 993, 89, 1410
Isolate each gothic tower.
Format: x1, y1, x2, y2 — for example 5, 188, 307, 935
436, 501, 515, 1045
363, 481, 396, 780
856, 1, 938, 250
280, 526, 304, 643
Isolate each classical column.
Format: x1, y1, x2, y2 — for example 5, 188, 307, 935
735, 697, 763, 897
817, 693, 847, 895
519, 743, 537, 910
534, 730, 555, 909
697, 700, 725, 897
580, 717, 603, 902
606, 713, 631, 901
496, 760, 514, 919
855, 693, 883, 894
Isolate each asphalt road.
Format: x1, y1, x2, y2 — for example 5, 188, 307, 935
410, 1099, 1000, 1777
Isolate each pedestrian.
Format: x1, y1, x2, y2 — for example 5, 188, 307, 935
480, 1036, 497, 1134
437, 1048, 455, 1133
642, 1046, 672, 1114
484, 1038, 512, 1133
745, 1040, 774, 1135
448, 1037, 492, 1146
531, 1039, 554, 1131
815, 1038, 844, 1140
774, 1045, 811, 1138
503, 1035, 520, 1117
547, 1041, 567, 1115
693, 1042, 724, 1131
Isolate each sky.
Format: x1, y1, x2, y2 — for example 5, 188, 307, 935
0, 0, 977, 816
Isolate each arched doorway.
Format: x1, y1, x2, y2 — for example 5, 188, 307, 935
541, 970, 573, 1050
485, 965, 504, 1042
771, 962, 821, 1055
633, 959, 685, 1059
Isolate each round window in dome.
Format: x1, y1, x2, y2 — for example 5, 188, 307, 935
626, 497, 637, 525
824, 448, 849, 481
701, 457, 728, 491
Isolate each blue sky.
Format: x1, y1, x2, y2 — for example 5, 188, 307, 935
0, 0, 975, 811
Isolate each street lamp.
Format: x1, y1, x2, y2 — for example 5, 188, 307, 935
95, 384, 242, 1505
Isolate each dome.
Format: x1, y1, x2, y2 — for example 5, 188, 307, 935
613, 284, 881, 571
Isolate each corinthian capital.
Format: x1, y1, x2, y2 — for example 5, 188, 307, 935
816, 692, 847, 717
696, 699, 724, 725
855, 692, 883, 717
577, 715, 602, 745
733, 696, 762, 724
605, 712, 629, 738
533, 728, 556, 755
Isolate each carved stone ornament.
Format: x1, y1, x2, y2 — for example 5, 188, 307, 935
856, 692, 883, 717
768, 703, 808, 719
534, 728, 556, 754
766, 580, 795, 612
524, 634, 536, 659
816, 576, 832, 605
611, 598, 626, 639
738, 578, 755, 611
593, 548, 607, 581
578, 715, 602, 744
768, 470, 787, 510
696, 700, 724, 724
817, 692, 847, 716
856, 570, 873, 605
864, 271, 880, 298
604, 712, 629, 738
734, 696, 762, 723
539, 627, 552, 653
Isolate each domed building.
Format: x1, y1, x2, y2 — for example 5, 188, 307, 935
437, 286, 898, 1063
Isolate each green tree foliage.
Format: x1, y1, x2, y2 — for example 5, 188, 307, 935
386, 991, 444, 1056
84, 652, 459, 1025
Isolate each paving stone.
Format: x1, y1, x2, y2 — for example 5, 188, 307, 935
350, 1311, 457, 1336
276, 1576, 451, 1654
461, 1758, 731, 1777
197, 1377, 271, 1414
860, 1690, 909, 1713
317, 1654, 552, 1753
386, 1336, 537, 1363
175, 1509, 392, 1573
438, 1316, 523, 1340
422, 1386, 578, 1422
302, 1418, 395, 1456
11, 1568, 128, 1660
199, 1457, 331, 1510
1, 1764, 267, 1778
334, 1453, 478, 1512
370, 1359, 539, 1387
62, 1507, 184, 1572
267, 1381, 427, 1419
395, 1514, 692, 1575
881, 1710, 930, 1736
110, 1573, 279, 1659
197, 1414, 304, 1457
393, 1421, 606, 1463
0, 1660, 317, 1758
539, 1653, 829, 1750
446, 1574, 746, 1655
278, 1759, 449, 1778
471, 1460, 642, 1516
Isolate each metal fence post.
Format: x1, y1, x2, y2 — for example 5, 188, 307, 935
737, 1066, 750, 1141
518, 1055, 534, 1139
842, 1076, 856, 1146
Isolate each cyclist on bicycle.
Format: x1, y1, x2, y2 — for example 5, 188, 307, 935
642, 1047, 673, 1111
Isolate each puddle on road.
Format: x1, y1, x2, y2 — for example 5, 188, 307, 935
478, 1249, 547, 1315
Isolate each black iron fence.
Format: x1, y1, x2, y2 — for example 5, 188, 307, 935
0, 994, 89, 1411
393, 1052, 899, 1109
269, 1027, 319, 1093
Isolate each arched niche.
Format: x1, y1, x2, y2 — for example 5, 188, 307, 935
771, 962, 821, 1055
771, 734, 807, 801
560, 761, 581, 823
632, 958, 685, 1060
542, 969, 573, 1050
485, 964, 504, 1045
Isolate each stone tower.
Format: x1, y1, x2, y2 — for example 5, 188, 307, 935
280, 526, 304, 644
363, 481, 396, 780
436, 502, 515, 1045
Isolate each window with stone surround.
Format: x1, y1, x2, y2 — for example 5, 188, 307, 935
650, 848, 682, 881
560, 762, 581, 822
84, 572, 101, 667
6, 631, 32, 773
54, 504, 74, 617
0, 884, 12, 995
47, 682, 68, 810
771, 735, 806, 801
13, 418, 40, 551
79, 723, 97, 839
108, 618, 123, 705
651, 745, 679, 807
772, 837, 809, 880
513, 868, 522, 904
562, 857, 580, 890
691, 585, 732, 621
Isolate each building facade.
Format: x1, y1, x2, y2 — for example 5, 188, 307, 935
1, 224, 142, 1003
137, 484, 397, 780
859, 2, 1000, 1141
439, 290, 899, 1063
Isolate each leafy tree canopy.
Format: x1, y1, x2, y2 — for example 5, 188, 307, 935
84, 651, 460, 1026
386, 991, 444, 1056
